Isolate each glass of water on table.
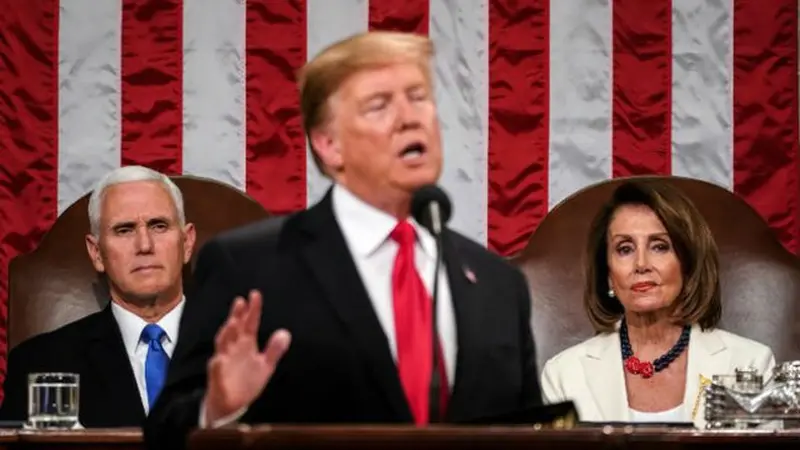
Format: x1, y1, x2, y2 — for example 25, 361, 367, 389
27, 373, 80, 429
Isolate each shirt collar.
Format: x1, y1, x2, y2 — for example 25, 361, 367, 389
111, 296, 185, 355
331, 184, 437, 258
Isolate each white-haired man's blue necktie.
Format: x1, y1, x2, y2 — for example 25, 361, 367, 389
141, 323, 169, 408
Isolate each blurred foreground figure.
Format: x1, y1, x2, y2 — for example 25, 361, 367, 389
145, 31, 543, 449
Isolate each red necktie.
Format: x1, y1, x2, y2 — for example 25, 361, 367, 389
390, 220, 448, 425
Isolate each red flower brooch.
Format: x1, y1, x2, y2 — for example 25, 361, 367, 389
624, 356, 655, 379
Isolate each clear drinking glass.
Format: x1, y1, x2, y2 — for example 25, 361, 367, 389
27, 372, 79, 429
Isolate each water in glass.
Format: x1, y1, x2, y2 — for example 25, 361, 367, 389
27, 373, 79, 429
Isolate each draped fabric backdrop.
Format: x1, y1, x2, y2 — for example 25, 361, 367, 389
0, 0, 798, 394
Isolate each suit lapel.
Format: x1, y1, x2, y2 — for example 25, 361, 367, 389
440, 232, 483, 421
296, 192, 412, 420
85, 306, 145, 422
582, 333, 630, 421
684, 325, 728, 428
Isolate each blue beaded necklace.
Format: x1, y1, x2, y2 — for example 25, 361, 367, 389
619, 319, 691, 378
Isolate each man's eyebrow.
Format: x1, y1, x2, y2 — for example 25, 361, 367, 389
110, 221, 136, 230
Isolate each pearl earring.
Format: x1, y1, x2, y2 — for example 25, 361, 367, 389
608, 288, 615, 298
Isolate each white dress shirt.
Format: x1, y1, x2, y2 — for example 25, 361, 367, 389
332, 184, 457, 384
111, 297, 185, 414
200, 184, 459, 428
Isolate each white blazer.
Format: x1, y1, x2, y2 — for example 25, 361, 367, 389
540, 325, 775, 429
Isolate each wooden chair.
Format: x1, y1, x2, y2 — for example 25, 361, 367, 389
7, 175, 270, 350
511, 176, 800, 371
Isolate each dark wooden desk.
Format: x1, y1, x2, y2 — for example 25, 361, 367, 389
10, 429, 140, 450
0, 426, 799, 449
188, 425, 800, 450
0, 430, 16, 450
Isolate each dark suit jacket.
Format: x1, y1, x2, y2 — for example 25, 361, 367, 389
145, 190, 542, 449
0, 305, 145, 427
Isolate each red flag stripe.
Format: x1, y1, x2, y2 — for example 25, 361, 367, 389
732, 0, 800, 253
369, 0, 429, 34
612, 0, 672, 177
120, 0, 183, 174
0, 0, 60, 400
245, 0, 307, 214
487, 0, 550, 256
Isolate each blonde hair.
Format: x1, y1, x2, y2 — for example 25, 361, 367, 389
298, 31, 434, 174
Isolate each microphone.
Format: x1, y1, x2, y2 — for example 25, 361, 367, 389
411, 185, 452, 237
410, 185, 452, 423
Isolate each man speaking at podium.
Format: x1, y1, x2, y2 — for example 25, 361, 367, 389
145, 31, 542, 449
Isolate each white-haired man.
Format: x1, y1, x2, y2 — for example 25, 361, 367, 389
0, 165, 196, 427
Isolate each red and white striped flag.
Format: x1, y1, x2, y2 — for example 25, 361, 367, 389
1, 0, 798, 385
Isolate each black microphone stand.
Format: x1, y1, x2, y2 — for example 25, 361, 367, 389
410, 185, 452, 424
428, 202, 444, 423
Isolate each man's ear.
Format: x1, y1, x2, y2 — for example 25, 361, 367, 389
309, 126, 343, 172
182, 223, 197, 264
85, 234, 105, 273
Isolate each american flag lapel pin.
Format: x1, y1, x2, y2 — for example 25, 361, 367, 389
463, 266, 477, 284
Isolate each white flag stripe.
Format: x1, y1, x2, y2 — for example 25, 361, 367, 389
547, 0, 613, 210
671, 0, 734, 190
57, 0, 122, 214
429, 0, 489, 245
182, 0, 247, 190
305, 0, 369, 206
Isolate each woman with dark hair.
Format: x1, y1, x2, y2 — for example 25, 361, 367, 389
540, 180, 775, 428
